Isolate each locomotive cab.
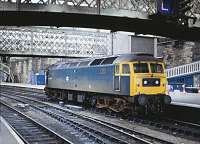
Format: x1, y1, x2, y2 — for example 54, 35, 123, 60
114, 61, 167, 95
131, 62, 166, 96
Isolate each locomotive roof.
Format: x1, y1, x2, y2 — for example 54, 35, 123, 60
48, 54, 162, 70
114, 54, 163, 63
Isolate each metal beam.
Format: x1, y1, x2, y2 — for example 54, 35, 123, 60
0, 11, 200, 41
0, 1, 148, 19
0, 0, 199, 16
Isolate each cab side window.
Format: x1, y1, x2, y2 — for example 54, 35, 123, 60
115, 65, 120, 74
122, 64, 130, 74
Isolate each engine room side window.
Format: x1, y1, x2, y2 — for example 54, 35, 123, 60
122, 64, 130, 74
115, 65, 120, 74
150, 63, 163, 73
134, 63, 149, 73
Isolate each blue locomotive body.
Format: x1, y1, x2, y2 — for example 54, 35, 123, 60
47, 64, 130, 96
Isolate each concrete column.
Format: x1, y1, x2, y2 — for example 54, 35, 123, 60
22, 61, 26, 83
27, 58, 32, 84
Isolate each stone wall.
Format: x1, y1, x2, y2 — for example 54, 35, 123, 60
194, 74, 200, 87
10, 58, 61, 83
192, 42, 200, 62
158, 41, 199, 68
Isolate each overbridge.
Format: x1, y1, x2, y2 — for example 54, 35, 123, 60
0, 0, 200, 40
0, 0, 200, 58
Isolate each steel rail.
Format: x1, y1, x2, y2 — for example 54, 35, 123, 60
0, 93, 149, 144
0, 100, 73, 144
0, 89, 175, 144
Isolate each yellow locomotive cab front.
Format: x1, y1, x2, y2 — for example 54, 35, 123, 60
130, 62, 167, 96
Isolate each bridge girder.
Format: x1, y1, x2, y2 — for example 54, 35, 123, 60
0, 0, 200, 18
0, 1, 148, 19
0, 0, 199, 29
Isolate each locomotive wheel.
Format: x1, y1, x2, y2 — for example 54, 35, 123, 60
109, 98, 128, 113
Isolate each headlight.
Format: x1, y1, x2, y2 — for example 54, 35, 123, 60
143, 80, 148, 85
155, 80, 159, 84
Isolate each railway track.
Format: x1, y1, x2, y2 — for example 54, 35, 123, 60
0, 87, 174, 144
1, 85, 200, 143
0, 85, 47, 101
0, 101, 72, 144
133, 115, 200, 138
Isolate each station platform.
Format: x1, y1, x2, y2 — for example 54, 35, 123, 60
170, 92, 200, 108
0, 116, 24, 144
0, 82, 45, 90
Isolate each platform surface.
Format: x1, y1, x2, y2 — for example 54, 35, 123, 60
0, 116, 24, 144
0, 82, 45, 90
170, 92, 200, 108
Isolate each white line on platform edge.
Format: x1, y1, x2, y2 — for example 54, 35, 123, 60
171, 102, 200, 108
0, 116, 25, 144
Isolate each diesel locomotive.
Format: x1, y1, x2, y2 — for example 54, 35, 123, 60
45, 54, 171, 114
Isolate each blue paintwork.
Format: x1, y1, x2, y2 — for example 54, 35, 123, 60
168, 75, 193, 87
47, 64, 130, 96
119, 76, 130, 95
31, 70, 46, 85
36, 75, 45, 85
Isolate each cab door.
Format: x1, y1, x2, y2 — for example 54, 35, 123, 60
114, 64, 120, 91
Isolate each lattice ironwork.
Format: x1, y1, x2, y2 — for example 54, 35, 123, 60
101, 0, 155, 14
0, 27, 112, 57
188, 0, 200, 17
0, 0, 200, 16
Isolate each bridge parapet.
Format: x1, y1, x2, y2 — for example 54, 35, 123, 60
0, 27, 112, 57
0, 0, 199, 18
167, 60, 200, 78
0, 0, 151, 18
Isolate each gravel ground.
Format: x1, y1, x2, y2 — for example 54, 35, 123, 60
46, 101, 200, 144
77, 110, 200, 144
0, 97, 83, 144
24, 108, 88, 144
1, 95, 199, 144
